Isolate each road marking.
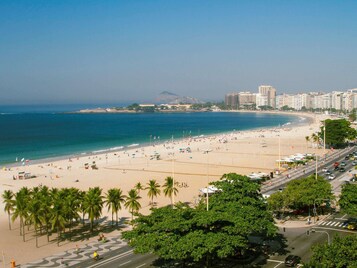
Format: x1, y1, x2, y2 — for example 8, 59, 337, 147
267, 259, 284, 268
86, 250, 134, 268
320, 222, 327, 225
119, 260, 132, 266
313, 226, 357, 233
136, 264, 146, 268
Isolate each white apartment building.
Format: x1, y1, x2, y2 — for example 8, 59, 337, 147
256, 94, 268, 108
259, 85, 276, 108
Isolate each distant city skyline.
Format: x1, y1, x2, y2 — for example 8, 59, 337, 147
1, 0, 357, 105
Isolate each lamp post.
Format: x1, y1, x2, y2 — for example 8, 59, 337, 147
315, 155, 318, 181
205, 149, 210, 211
323, 120, 326, 160
171, 136, 175, 205
311, 228, 331, 245
278, 134, 281, 171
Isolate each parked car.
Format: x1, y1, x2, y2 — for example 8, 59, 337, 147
345, 155, 350, 160
322, 167, 328, 172
347, 223, 356, 230
341, 161, 346, 166
285, 255, 301, 267
325, 170, 332, 175
339, 167, 346, 172
328, 174, 335, 180
352, 161, 357, 166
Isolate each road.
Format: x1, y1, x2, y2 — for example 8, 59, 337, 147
72, 147, 356, 268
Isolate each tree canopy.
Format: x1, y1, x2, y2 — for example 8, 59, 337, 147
304, 235, 357, 268
122, 173, 277, 266
268, 175, 333, 212
339, 183, 357, 216
320, 119, 357, 148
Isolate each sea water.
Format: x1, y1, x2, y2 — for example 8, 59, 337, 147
0, 106, 299, 165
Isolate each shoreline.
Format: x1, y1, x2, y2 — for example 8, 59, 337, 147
1, 110, 309, 168
0, 111, 329, 265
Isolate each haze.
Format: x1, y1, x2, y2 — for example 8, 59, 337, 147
1, 0, 357, 105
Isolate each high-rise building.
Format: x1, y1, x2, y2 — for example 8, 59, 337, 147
224, 93, 239, 109
258, 85, 276, 108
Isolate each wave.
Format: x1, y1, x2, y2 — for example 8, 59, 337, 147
127, 144, 139, 147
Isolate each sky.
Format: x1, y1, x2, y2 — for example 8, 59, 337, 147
1, 0, 357, 105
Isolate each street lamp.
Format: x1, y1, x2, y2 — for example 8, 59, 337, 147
311, 228, 331, 245
204, 149, 210, 211
171, 136, 175, 205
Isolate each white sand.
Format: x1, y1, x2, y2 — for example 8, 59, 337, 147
0, 111, 330, 265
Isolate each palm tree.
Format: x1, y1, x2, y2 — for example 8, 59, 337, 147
124, 189, 141, 220
27, 197, 42, 248
146, 180, 161, 207
50, 196, 66, 246
2, 190, 14, 230
134, 182, 144, 194
311, 133, 320, 148
105, 188, 126, 226
12, 187, 30, 241
163, 176, 178, 207
83, 187, 104, 232
39, 186, 52, 242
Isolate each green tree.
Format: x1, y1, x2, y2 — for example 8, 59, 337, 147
105, 188, 126, 226
163, 176, 178, 207
304, 235, 357, 268
339, 183, 357, 216
305, 136, 310, 150
83, 187, 104, 232
12, 187, 30, 241
50, 194, 66, 246
320, 119, 357, 148
2, 190, 14, 230
27, 195, 43, 248
123, 173, 277, 267
124, 189, 142, 220
134, 182, 144, 194
146, 180, 161, 207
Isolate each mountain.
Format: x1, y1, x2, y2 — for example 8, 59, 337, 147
156, 91, 203, 104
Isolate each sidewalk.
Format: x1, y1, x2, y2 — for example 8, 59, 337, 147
20, 236, 127, 267
275, 213, 332, 229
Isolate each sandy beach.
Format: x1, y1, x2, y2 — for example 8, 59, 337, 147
0, 111, 331, 265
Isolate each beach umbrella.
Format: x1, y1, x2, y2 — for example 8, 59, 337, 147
21, 158, 25, 162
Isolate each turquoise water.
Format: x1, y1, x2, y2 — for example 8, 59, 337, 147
0, 108, 299, 165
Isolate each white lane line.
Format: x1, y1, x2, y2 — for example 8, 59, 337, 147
325, 221, 333, 226
87, 250, 133, 268
119, 260, 132, 266
320, 222, 327, 225
333, 222, 340, 226
317, 221, 323, 225
136, 264, 146, 268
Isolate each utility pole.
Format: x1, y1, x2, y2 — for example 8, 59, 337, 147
315, 155, 318, 180
171, 135, 175, 205
206, 150, 209, 211
323, 120, 326, 160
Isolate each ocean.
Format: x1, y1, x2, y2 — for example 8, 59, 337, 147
0, 105, 300, 165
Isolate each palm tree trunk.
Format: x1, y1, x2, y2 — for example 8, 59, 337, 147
20, 217, 22, 236
22, 220, 25, 242
116, 212, 118, 226
57, 225, 60, 247
35, 227, 38, 248
8, 213, 11, 230
112, 211, 114, 226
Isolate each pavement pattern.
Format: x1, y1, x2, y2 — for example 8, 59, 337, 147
20, 236, 126, 267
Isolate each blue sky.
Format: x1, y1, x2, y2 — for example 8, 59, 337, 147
0, 0, 357, 104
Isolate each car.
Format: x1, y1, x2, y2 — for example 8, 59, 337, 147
322, 167, 328, 172
285, 255, 301, 267
339, 167, 346, 172
341, 161, 346, 166
325, 170, 332, 175
345, 155, 350, 160
347, 223, 356, 230
353, 161, 357, 166
328, 174, 335, 180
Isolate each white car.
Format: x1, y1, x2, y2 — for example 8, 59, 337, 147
322, 168, 328, 172
328, 174, 335, 180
